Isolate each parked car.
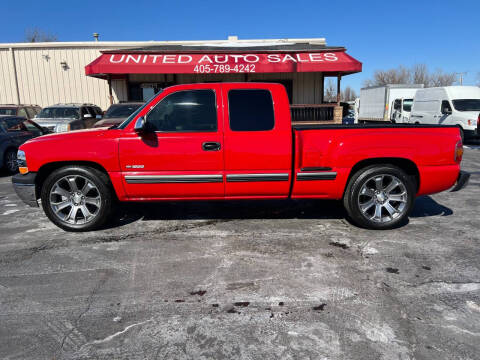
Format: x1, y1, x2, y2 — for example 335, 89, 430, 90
93, 102, 144, 128
0, 116, 48, 173
12, 83, 468, 231
357, 84, 423, 124
410, 86, 480, 141
0, 104, 42, 120
34, 103, 102, 133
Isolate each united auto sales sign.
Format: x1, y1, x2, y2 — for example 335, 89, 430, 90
86, 51, 362, 75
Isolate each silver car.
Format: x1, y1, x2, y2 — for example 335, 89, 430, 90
34, 103, 102, 133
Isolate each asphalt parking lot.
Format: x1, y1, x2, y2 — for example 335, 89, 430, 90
0, 146, 479, 360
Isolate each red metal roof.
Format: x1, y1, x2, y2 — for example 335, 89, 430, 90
85, 50, 362, 78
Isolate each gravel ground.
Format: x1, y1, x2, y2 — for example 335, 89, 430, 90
0, 147, 479, 360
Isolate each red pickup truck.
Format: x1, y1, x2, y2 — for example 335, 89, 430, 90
12, 83, 469, 231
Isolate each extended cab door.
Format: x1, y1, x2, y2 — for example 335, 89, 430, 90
222, 83, 292, 198
119, 85, 225, 199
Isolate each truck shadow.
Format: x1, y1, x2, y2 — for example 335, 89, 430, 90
107, 195, 452, 228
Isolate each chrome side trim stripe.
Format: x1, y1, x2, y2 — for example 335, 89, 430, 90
226, 173, 289, 182
125, 175, 223, 184
296, 172, 337, 181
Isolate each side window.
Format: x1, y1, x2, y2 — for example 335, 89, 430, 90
228, 89, 274, 131
146, 90, 217, 132
17, 107, 28, 118
393, 99, 401, 111
441, 100, 452, 114
3, 118, 26, 132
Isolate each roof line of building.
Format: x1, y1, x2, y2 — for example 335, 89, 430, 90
0, 37, 327, 49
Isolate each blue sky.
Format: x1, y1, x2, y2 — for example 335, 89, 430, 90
3, 0, 480, 91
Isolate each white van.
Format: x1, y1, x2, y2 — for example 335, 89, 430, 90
410, 86, 480, 140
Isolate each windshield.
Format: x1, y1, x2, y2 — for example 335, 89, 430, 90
0, 108, 16, 116
104, 104, 142, 118
37, 107, 80, 119
452, 99, 480, 112
403, 99, 413, 112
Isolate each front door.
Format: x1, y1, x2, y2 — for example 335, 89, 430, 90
119, 87, 225, 199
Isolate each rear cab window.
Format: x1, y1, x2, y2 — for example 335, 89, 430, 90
228, 89, 275, 131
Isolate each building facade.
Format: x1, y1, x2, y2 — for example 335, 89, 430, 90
0, 37, 361, 122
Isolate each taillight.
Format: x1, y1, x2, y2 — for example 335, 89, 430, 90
454, 140, 463, 163
477, 113, 480, 126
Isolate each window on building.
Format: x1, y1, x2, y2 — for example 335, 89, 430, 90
228, 89, 275, 131
146, 90, 217, 132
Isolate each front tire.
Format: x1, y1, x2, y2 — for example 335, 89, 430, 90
4, 148, 18, 174
41, 166, 112, 231
343, 165, 416, 229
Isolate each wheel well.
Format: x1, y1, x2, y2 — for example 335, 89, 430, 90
346, 158, 420, 192
35, 161, 112, 196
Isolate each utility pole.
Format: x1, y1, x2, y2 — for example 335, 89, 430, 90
455, 72, 467, 85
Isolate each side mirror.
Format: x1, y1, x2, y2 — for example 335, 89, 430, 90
96, 114, 102, 120
442, 108, 452, 115
83, 113, 93, 119
134, 116, 147, 133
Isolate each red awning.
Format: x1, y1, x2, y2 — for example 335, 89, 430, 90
85, 51, 361, 78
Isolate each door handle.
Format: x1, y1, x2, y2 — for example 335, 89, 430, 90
202, 142, 221, 151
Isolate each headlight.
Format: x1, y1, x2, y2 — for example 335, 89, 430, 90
17, 150, 28, 174
55, 123, 71, 132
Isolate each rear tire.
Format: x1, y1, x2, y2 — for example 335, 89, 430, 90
41, 166, 112, 231
343, 165, 416, 230
4, 148, 18, 174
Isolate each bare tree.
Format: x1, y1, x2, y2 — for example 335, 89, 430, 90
363, 66, 410, 87
25, 28, 57, 42
429, 70, 457, 87
412, 64, 430, 86
324, 79, 337, 102
363, 64, 457, 87
342, 86, 357, 101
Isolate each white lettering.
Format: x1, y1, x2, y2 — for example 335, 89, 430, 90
296, 54, 309, 62
267, 54, 281, 63
243, 54, 259, 63
214, 55, 229, 63
282, 54, 297, 62
229, 55, 243, 63
126, 55, 141, 63
324, 53, 338, 61
142, 55, 148, 63
149, 55, 162, 63
110, 54, 125, 63
178, 55, 193, 63
163, 55, 176, 63
309, 53, 323, 62
199, 55, 213, 63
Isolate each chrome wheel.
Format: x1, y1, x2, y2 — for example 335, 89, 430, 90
5, 151, 17, 172
49, 175, 102, 225
358, 174, 408, 223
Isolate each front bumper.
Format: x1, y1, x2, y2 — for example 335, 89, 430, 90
12, 172, 39, 207
451, 170, 470, 192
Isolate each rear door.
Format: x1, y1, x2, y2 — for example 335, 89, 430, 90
222, 83, 292, 198
119, 84, 225, 199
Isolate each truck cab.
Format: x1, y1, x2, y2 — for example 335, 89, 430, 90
391, 97, 414, 123
410, 86, 480, 140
